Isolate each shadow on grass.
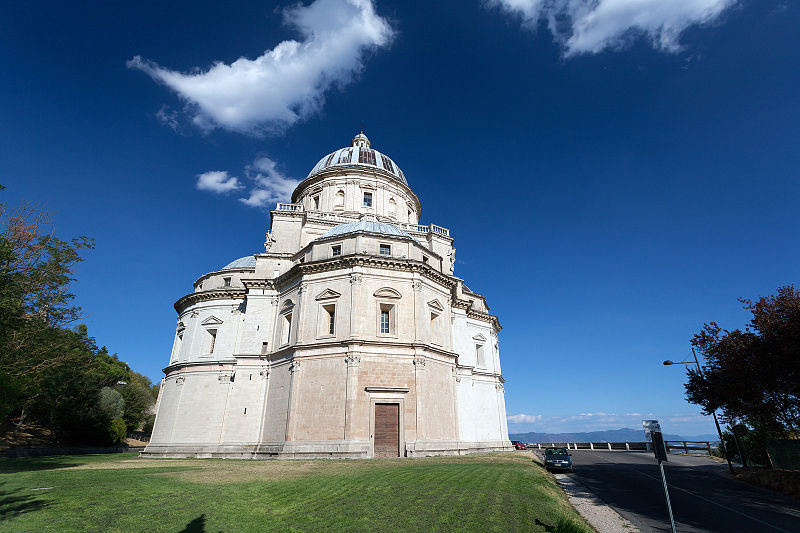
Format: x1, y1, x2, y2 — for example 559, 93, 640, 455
534, 518, 557, 532
179, 514, 205, 533
0, 456, 83, 474
0, 483, 50, 521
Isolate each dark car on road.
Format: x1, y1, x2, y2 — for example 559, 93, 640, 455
543, 447, 573, 472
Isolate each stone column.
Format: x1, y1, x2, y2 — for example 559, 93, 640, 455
413, 357, 426, 441
343, 354, 361, 440
285, 361, 302, 442
349, 272, 363, 338
411, 279, 422, 342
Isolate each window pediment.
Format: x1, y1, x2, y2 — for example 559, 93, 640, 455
374, 287, 402, 299
315, 288, 342, 301
427, 299, 444, 312
472, 333, 487, 342
201, 316, 223, 326
280, 299, 295, 312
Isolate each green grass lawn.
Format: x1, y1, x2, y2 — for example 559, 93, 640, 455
0, 451, 592, 532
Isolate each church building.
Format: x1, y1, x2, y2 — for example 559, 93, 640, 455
144, 133, 511, 458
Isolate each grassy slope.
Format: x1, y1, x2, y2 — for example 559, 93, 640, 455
0, 452, 592, 532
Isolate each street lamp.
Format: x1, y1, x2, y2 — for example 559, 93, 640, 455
663, 348, 735, 475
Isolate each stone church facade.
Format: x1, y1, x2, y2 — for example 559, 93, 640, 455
144, 133, 511, 458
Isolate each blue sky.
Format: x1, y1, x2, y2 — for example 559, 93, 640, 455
2, 0, 798, 436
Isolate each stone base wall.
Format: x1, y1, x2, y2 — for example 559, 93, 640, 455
141, 439, 512, 460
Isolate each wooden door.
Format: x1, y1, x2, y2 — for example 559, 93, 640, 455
374, 403, 400, 458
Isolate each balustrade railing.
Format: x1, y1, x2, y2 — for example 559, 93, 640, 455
430, 224, 449, 236
307, 212, 356, 224
276, 203, 303, 212
399, 223, 450, 236
278, 205, 452, 237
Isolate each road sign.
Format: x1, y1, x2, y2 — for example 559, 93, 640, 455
643, 419, 661, 442
643, 419, 676, 533
651, 431, 669, 463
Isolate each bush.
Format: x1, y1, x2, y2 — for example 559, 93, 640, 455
109, 417, 127, 444
98, 387, 124, 420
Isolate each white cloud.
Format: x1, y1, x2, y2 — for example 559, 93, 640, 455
490, 0, 737, 56
196, 156, 300, 208
239, 156, 301, 208
196, 171, 243, 194
507, 413, 543, 423
128, 0, 393, 135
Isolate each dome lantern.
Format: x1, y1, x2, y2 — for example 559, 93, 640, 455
352, 131, 370, 148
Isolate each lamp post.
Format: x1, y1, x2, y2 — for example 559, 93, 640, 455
663, 348, 735, 475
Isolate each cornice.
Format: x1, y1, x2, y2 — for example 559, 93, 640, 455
267, 337, 459, 361
241, 279, 276, 290
451, 297, 501, 331
163, 359, 236, 375
276, 253, 454, 289
466, 307, 502, 331
174, 288, 246, 314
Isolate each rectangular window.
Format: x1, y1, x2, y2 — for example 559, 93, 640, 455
430, 312, 440, 345
313, 195, 320, 210
261, 342, 269, 355
281, 312, 292, 346
332, 245, 342, 257
380, 309, 390, 334
320, 304, 336, 336
422, 256, 429, 264
363, 192, 373, 207
379, 244, 391, 256
172, 332, 183, 362
379, 303, 395, 335
476, 344, 485, 367
223, 277, 231, 287
208, 330, 217, 353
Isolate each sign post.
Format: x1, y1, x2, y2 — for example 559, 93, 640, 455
643, 420, 676, 533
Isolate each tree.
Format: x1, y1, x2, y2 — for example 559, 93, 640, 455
686, 285, 800, 437
0, 191, 94, 423
119, 371, 157, 432
1, 188, 140, 446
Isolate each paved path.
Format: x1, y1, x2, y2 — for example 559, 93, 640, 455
558, 450, 800, 532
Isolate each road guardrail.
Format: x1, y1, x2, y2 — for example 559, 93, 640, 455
525, 441, 713, 456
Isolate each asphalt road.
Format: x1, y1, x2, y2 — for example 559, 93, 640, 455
550, 450, 800, 532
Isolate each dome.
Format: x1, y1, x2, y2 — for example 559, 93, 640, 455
306, 132, 407, 185
321, 219, 418, 242
220, 255, 257, 270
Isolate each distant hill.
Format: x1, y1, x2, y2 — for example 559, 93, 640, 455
509, 428, 719, 443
